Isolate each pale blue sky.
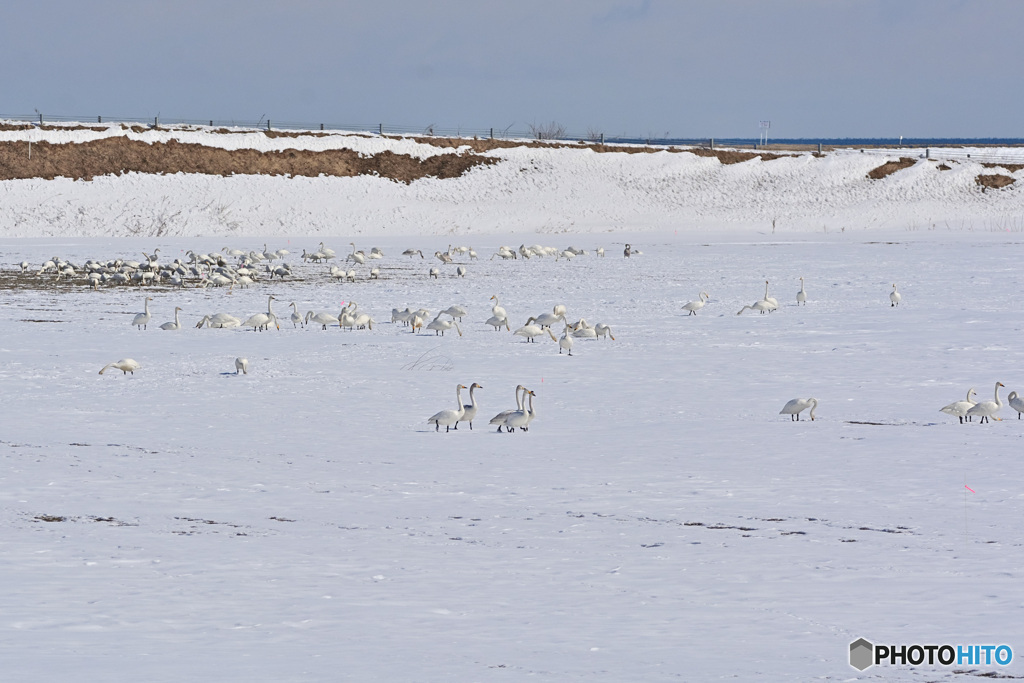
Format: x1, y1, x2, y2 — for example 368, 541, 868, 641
2, 0, 1019, 138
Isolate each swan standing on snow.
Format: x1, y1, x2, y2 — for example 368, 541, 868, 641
429, 267, 440, 279
595, 323, 615, 340
940, 388, 977, 424
457, 383, 483, 430
242, 295, 279, 331
132, 297, 154, 330
966, 382, 1005, 423
737, 300, 776, 315
780, 398, 818, 421
559, 324, 574, 356
456, 265, 467, 277
427, 384, 467, 432
442, 305, 468, 321
99, 359, 141, 375
426, 314, 462, 336
763, 281, 779, 309
485, 314, 510, 331
490, 295, 507, 321
797, 277, 807, 305
623, 243, 632, 258
890, 284, 901, 307
503, 389, 536, 432
289, 302, 304, 328
1008, 391, 1024, 419
159, 307, 183, 331
490, 385, 525, 432
306, 310, 338, 330
513, 324, 558, 343
235, 357, 249, 375
682, 292, 709, 315
403, 249, 424, 258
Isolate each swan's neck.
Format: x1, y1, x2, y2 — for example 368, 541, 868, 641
527, 392, 535, 416
455, 386, 464, 409
994, 384, 1003, 405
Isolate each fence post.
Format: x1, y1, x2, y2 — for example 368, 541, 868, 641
818, 143, 822, 154
379, 123, 383, 135
39, 113, 43, 126
926, 148, 930, 159
320, 123, 324, 131
710, 138, 714, 149
267, 119, 271, 131
154, 116, 159, 127
98, 116, 102, 123
210, 120, 213, 127
600, 133, 604, 144
490, 127, 494, 139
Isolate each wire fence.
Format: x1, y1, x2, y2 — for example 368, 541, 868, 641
5, 112, 1024, 165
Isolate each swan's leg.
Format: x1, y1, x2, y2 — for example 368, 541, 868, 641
496, 426, 502, 433
469, 422, 473, 430
435, 421, 439, 432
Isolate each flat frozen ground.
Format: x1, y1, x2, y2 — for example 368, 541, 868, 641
1, 231, 1022, 681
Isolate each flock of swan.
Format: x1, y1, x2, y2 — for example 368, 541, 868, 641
57, 241, 1012, 430
427, 383, 538, 434
939, 383, 1024, 423
21, 239, 624, 291
124, 292, 616, 359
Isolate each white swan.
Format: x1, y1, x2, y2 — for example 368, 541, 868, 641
940, 387, 977, 424
485, 314, 510, 331
203, 312, 242, 329
890, 283, 901, 307
966, 382, 1005, 423
429, 267, 440, 279
1008, 391, 1024, 419
242, 295, 279, 331
456, 265, 467, 277
443, 305, 468, 321
490, 385, 525, 432
763, 281, 779, 309
435, 251, 453, 264
682, 291, 709, 315
132, 297, 154, 330
559, 324, 573, 356
552, 304, 567, 318
234, 357, 249, 375
780, 397, 818, 421
402, 248, 424, 258
426, 314, 462, 336
99, 358, 141, 375
457, 383, 483, 430
595, 323, 615, 340
159, 306, 183, 331
427, 384, 467, 432
624, 243, 632, 258
490, 295, 507, 321
524, 387, 538, 430
305, 310, 338, 330
347, 243, 366, 264
513, 324, 558, 343
503, 389, 536, 432
796, 277, 807, 305
528, 312, 565, 328
290, 302, 304, 328
737, 300, 776, 315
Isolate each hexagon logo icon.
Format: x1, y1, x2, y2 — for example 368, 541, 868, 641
850, 638, 874, 671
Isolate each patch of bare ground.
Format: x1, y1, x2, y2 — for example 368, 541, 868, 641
982, 162, 1024, 172
867, 157, 916, 179
975, 174, 1016, 190
0, 137, 496, 183
937, 163, 951, 171
406, 135, 791, 162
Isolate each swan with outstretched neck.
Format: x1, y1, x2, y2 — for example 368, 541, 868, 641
132, 297, 153, 330
427, 384, 467, 432
490, 385, 525, 432
966, 382, 1005, 424
457, 383, 483, 430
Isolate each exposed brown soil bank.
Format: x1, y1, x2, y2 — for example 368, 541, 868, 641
0, 137, 496, 183
867, 157, 916, 179
975, 174, 1016, 189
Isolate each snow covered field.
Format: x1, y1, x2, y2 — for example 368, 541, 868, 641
2, 231, 1023, 681
2, 123, 1024, 238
